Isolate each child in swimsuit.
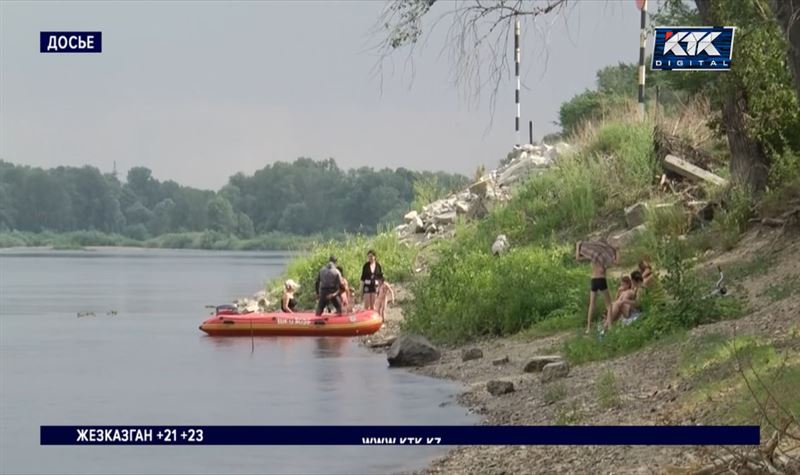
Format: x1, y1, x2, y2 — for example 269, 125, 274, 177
375, 280, 395, 321
336, 266, 352, 314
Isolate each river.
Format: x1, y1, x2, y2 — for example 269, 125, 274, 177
0, 248, 475, 475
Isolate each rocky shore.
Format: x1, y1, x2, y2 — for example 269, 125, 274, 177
359, 228, 800, 475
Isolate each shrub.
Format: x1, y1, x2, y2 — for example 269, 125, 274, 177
404, 245, 585, 344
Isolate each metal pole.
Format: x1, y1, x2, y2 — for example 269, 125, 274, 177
638, 0, 648, 121
515, 16, 521, 145
655, 85, 660, 123
529, 121, 533, 145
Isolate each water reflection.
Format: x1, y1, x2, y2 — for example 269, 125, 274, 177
313, 337, 348, 358
1, 249, 475, 475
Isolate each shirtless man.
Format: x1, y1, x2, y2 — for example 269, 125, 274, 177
576, 241, 617, 334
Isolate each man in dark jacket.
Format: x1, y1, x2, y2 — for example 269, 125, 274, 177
315, 255, 343, 316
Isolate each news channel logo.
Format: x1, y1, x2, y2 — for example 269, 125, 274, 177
651, 26, 735, 71
40, 32, 102, 53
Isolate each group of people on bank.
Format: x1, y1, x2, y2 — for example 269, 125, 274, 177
280, 250, 395, 320
576, 240, 655, 336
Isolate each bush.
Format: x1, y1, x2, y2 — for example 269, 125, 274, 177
404, 245, 585, 344
710, 187, 753, 251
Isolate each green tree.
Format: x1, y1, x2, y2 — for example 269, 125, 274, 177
206, 196, 236, 233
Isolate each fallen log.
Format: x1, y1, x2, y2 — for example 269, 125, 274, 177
663, 154, 728, 187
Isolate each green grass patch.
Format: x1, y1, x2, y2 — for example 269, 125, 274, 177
467, 120, 656, 250
404, 244, 585, 344
595, 370, 621, 409
543, 382, 568, 405
516, 312, 584, 341
553, 400, 585, 425
678, 333, 800, 428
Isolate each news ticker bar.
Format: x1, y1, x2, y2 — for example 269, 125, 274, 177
41, 425, 760, 446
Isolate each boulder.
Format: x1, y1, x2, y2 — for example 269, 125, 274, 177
469, 179, 492, 198
497, 156, 550, 186
491, 234, 509, 256
608, 224, 647, 249
486, 380, 515, 396
394, 224, 409, 236
387, 334, 441, 367
403, 210, 419, 223
455, 201, 470, 215
461, 348, 484, 362
523, 355, 563, 373
412, 216, 425, 233
554, 142, 572, 158
435, 211, 457, 225
625, 202, 649, 229
541, 361, 570, 383
492, 356, 510, 366
425, 223, 438, 234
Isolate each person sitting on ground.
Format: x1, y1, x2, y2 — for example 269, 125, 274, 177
638, 259, 654, 287
615, 276, 632, 301
605, 270, 645, 330
576, 240, 618, 334
315, 256, 343, 316
374, 279, 395, 322
281, 279, 300, 313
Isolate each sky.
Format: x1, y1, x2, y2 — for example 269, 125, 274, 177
0, 0, 650, 190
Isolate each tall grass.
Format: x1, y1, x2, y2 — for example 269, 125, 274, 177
404, 245, 585, 344
472, 119, 656, 251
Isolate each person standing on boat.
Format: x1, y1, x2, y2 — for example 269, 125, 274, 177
360, 250, 384, 311
315, 256, 343, 316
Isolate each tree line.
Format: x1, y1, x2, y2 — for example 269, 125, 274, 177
0, 158, 468, 238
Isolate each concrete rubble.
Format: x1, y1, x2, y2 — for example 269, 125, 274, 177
394, 142, 571, 246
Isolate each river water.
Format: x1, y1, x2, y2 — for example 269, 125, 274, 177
0, 248, 475, 475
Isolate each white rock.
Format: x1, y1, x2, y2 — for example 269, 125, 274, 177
403, 210, 419, 223
435, 211, 457, 225
491, 234, 509, 256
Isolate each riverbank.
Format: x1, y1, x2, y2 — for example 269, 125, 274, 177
0, 230, 340, 252
361, 226, 800, 474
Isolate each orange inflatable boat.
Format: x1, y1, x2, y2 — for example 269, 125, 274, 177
199, 306, 383, 337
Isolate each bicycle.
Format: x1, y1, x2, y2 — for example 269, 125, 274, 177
705, 265, 728, 299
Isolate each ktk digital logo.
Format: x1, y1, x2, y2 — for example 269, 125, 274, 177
651, 27, 735, 71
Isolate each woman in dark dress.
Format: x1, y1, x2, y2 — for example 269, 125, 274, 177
360, 250, 383, 311
281, 279, 299, 313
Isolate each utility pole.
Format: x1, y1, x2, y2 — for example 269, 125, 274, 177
515, 16, 521, 145
637, 0, 648, 121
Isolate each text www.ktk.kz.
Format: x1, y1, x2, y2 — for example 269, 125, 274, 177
361, 437, 442, 445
